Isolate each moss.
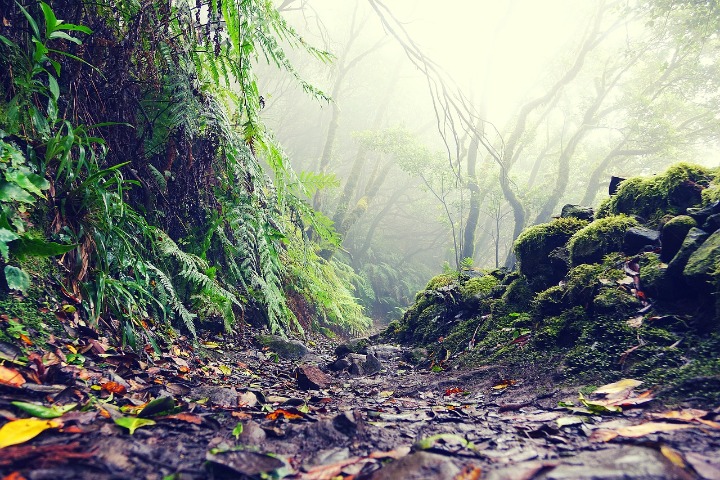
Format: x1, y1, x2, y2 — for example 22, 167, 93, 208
534, 306, 586, 349
532, 285, 566, 317
501, 277, 532, 312
568, 215, 639, 265
513, 217, 589, 283
638, 252, 672, 299
425, 273, 457, 291
598, 163, 717, 224
565, 264, 603, 305
592, 287, 642, 315
459, 275, 498, 300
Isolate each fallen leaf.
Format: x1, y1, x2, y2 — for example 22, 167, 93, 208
378, 390, 394, 398
453, 465, 482, 480
0, 418, 60, 448
101, 381, 127, 395
660, 445, 686, 469
589, 429, 619, 442
615, 422, 694, 438
265, 408, 303, 421
218, 365, 232, 375
650, 409, 708, 422
0, 365, 25, 388
492, 379, 517, 390
2, 472, 26, 480
556, 416, 585, 428
114, 416, 156, 435
138, 396, 176, 418
594, 379, 642, 396
11, 401, 77, 419
159, 413, 202, 425
444, 387, 464, 396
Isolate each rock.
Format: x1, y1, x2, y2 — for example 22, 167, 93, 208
667, 227, 709, 277
609, 176, 625, 195
687, 200, 720, 223
328, 357, 351, 371
403, 347, 429, 366
542, 446, 681, 480
347, 353, 366, 375
295, 364, 332, 390
623, 226, 661, 255
661, 215, 697, 262
334, 338, 370, 357
255, 334, 308, 359
702, 213, 720, 234
332, 410, 359, 436
238, 420, 266, 445
568, 215, 639, 266
684, 228, 720, 290
514, 218, 589, 287
193, 385, 238, 408
561, 204, 594, 221
368, 344, 402, 361
369, 452, 461, 480
363, 353, 382, 374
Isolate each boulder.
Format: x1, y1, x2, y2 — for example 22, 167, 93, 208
344, 353, 382, 376
623, 226, 660, 255
667, 227, 709, 277
661, 215, 697, 261
684, 229, 720, 290
255, 335, 308, 359
295, 364, 332, 390
687, 200, 720, 224
334, 338, 370, 357
702, 213, 720, 234
561, 204, 594, 221
567, 215, 639, 265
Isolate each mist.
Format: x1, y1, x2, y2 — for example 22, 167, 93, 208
258, 0, 720, 321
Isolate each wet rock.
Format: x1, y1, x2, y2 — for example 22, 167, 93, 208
193, 385, 238, 408
347, 353, 366, 375
328, 357, 351, 371
206, 450, 285, 477
687, 200, 720, 223
403, 347, 429, 365
684, 229, 720, 290
335, 338, 370, 357
296, 364, 332, 390
702, 213, 720, 234
561, 204, 594, 221
667, 227, 709, 277
255, 334, 308, 359
369, 452, 461, 480
661, 215, 697, 262
624, 226, 661, 255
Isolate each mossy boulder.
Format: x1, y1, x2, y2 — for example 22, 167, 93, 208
567, 215, 638, 265
255, 334, 308, 359
667, 227, 709, 277
638, 253, 672, 299
424, 273, 457, 291
684, 229, 720, 291
514, 217, 589, 286
661, 215, 697, 261
458, 274, 498, 300
597, 163, 717, 224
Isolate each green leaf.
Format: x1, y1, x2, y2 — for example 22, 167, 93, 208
5, 266, 30, 293
0, 228, 20, 261
114, 416, 156, 435
138, 396, 176, 418
47, 74, 59, 101
12, 401, 77, 419
0, 181, 35, 204
12, 237, 76, 258
39, 2, 58, 38
17, 2, 40, 40
48, 31, 82, 45
232, 422, 243, 439
5, 169, 48, 197
56, 23, 92, 35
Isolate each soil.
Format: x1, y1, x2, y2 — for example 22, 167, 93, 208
1, 326, 719, 480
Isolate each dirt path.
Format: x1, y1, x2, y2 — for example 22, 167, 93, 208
1, 329, 719, 479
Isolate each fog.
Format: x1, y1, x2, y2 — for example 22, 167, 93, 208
258, 0, 720, 320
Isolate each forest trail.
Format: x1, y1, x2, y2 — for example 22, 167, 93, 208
1, 327, 719, 480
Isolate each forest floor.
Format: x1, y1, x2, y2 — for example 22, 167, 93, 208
1, 325, 720, 480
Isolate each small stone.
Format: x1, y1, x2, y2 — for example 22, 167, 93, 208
328, 357, 351, 371
295, 364, 332, 390
403, 348, 428, 365
193, 385, 238, 408
332, 411, 358, 436
347, 353, 367, 376
238, 420, 266, 444
702, 213, 720, 234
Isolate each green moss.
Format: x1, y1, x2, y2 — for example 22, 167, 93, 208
568, 215, 639, 265
514, 217, 589, 281
501, 277, 532, 312
638, 253, 671, 299
534, 306, 586, 349
661, 215, 697, 261
598, 163, 717, 224
425, 273, 457, 291
592, 287, 642, 315
459, 275, 498, 299
565, 264, 603, 305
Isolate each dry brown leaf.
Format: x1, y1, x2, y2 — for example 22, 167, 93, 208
651, 409, 708, 422
160, 413, 202, 425
101, 381, 127, 395
589, 429, 619, 442
0, 366, 25, 388
265, 408, 303, 421
615, 422, 694, 438
453, 465, 483, 480
594, 379, 642, 397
